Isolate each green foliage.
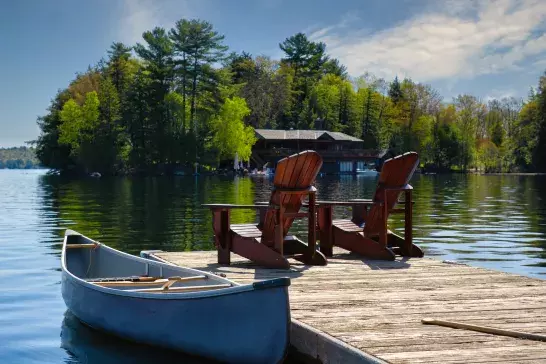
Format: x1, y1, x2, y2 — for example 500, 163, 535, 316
356, 86, 381, 147
454, 94, 481, 170
59, 92, 100, 151
477, 140, 501, 172
312, 74, 344, 131
322, 58, 348, 79
58, 99, 83, 148
388, 76, 403, 104
209, 97, 255, 162
279, 33, 326, 78
229, 55, 291, 129
412, 115, 434, 161
279, 33, 331, 128
534, 73, 546, 170
34, 18, 546, 175
107, 42, 133, 96
0, 147, 40, 169
513, 100, 539, 168
35, 89, 74, 170
431, 120, 462, 170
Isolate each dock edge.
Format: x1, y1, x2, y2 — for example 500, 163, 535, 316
291, 319, 387, 364
141, 250, 387, 364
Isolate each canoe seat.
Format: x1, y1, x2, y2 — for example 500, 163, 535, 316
66, 243, 100, 249
88, 275, 208, 287
129, 284, 232, 293
87, 276, 160, 283
91, 279, 168, 287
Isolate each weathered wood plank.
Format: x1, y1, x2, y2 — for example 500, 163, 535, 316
156, 247, 546, 364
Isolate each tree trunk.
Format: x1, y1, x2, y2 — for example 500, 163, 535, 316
338, 85, 343, 130
190, 54, 198, 161
365, 90, 372, 135
181, 53, 187, 133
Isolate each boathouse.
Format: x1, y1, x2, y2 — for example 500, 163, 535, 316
251, 129, 383, 174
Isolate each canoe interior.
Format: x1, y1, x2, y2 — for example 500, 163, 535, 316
64, 233, 231, 291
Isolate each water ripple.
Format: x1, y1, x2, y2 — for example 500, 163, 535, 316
0, 170, 545, 363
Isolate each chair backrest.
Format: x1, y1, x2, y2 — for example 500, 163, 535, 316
363, 152, 419, 236
260, 151, 323, 246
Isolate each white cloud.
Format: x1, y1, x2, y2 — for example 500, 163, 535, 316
484, 89, 517, 102
533, 58, 546, 68
117, 0, 193, 45
309, 0, 546, 82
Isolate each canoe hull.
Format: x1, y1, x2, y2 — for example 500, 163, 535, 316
61, 231, 290, 364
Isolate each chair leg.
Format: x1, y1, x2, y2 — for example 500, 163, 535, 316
388, 232, 424, 258
307, 191, 317, 262
317, 206, 333, 257
404, 189, 413, 256
231, 237, 290, 269
284, 237, 327, 266
293, 251, 327, 266
213, 209, 231, 265
218, 246, 230, 265
333, 228, 395, 260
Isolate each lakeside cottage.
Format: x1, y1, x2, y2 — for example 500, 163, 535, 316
251, 129, 388, 174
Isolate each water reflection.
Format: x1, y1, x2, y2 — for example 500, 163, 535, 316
60, 311, 214, 363
37, 173, 546, 278
0, 170, 545, 363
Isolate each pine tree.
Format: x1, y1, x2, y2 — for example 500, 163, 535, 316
134, 27, 175, 164
533, 73, 546, 170
388, 76, 403, 104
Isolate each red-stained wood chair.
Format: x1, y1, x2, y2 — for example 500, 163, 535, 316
204, 150, 327, 269
317, 152, 424, 260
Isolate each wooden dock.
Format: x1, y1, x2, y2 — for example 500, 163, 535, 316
151, 248, 546, 364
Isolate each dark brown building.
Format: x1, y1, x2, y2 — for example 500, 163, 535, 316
252, 129, 384, 174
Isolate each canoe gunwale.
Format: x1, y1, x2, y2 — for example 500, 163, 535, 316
61, 230, 289, 300
61, 229, 291, 363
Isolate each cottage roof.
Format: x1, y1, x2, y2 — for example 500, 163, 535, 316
255, 129, 362, 142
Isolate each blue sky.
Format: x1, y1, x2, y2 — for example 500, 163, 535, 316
1, 0, 546, 147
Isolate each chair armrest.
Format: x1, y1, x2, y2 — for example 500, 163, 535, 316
350, 198, 415, 206
202, 203, 269, 210
272, 186, 317, 193
316, 200, 380, 206
383, 184, 413, 191
348, 199, 374, 204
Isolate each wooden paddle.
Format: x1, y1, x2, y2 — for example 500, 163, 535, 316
130, 284, 231, 294
90, 275, 208, 287
422, 319, 546, 342
87, 276, 160, 283
66, 243, 99, 249
160, 275, 208, 290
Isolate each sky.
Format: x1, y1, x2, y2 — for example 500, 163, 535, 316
1, 0, 545, 147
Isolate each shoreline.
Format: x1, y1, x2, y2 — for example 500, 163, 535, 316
3, 168, 546, 177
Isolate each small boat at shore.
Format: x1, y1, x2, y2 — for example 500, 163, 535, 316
61, 230, 291, 363
355, 168, 378, 176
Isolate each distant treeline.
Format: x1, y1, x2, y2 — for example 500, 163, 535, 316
35, 18, 546, 175
0, 147, 40, 169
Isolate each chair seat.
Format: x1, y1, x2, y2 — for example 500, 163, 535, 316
231, 224, 262, 238
332, 219, 363, 233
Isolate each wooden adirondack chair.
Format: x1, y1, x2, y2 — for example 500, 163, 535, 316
204, 151, 327, 269
317, 152, 424, 260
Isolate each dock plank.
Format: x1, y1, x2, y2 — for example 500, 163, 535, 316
155, 248, 546, 364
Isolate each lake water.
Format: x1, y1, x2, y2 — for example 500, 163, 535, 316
1, 169, 545, 363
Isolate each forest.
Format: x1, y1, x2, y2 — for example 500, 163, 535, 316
35, 18, 546, 175
0, 147, 40, 169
